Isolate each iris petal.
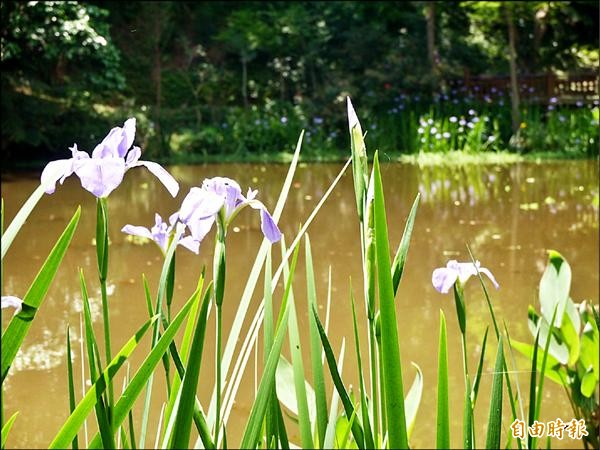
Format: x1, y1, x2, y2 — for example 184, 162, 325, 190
188, 216, 216, 242
478, 267, 500, 289
74, 157, 126, 198
40, 159, 75, 194
178, 236, 200, 254
130, 160, 179, 197
121, 225, 153, 240
260, 208, 282, 243
120, 118, 136, 157
1, 295, 23, 315
432, 267, 458, 294
179, 188, 224, 223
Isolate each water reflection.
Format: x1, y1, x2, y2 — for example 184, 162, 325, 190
1, 160, 598, 449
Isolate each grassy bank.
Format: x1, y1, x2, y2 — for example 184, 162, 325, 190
2, 149, 598, 174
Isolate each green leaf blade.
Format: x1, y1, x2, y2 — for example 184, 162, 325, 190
372, 152, 408, 449
2, 206, 81, 383
485, 338, 504, 449
436, 311, 450, 449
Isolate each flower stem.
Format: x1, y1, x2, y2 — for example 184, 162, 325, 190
213, 216, 226, 446
215, 303, 223, 447
96, 197, 113, 420
453, 282, 473, 448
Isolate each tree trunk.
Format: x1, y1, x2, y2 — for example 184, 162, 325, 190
533, 4, 548, 70
153, 15, 164, 157
426, 2, 439, 92
506, 5, 521, 134
242, 56, 248, 108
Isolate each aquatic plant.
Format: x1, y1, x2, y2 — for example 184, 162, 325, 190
1, 102, 597, 450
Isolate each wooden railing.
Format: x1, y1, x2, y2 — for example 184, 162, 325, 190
448, 72, 599, 104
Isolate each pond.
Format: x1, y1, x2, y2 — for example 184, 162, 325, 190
2, 159, 598, 449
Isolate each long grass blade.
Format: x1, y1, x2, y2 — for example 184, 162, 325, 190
215, 157, 352, 445
1, 412, 18, 449
391, 193, 420, 296
49, 315, 157, 449
372, 152, 408, 448
347, 97, 369, 222
404, 363, 423, 439
167, 283, 212, 449
436, 311, 450, 449
208, 131, 304, 429
164, 271, 205, 430
324, 340, 345, 449
85, 293, 199, 449
162, 329, 215, 450
531, 306, 559, 450
79, 270, 113, 449
472, 326, 489, 406
502, 320, 526, 448
66, 326, 79, 450
280, 237, 312, 449
1, 183, 46, 260
350, 286, 375, 449
305, 235, 328, 447
239, 245, 300, 449
139, 225, 183, 448
312, 304, 365, 449
1, 207, 81, 383
485, 338, 504, 449
467, 245, 522, 449
263, 250, 277, 449
527, 327, 541, 449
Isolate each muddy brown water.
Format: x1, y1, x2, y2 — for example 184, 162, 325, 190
1, 160, 598, 448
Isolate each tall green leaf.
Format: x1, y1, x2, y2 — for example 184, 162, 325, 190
167, 284, 212, 449
163, 272, 205, 432
472, 327, 489, 406
49, 315, 157, 449
263, 250, 278, 448
391, 193, 420, 296
85, 294, 199, 449
214, 157, 352, 444
531, 306, 559, 450
312, 304, 365, 449
281, 238, 312, 449
404, 363, 423, 439
436, 311, 450, 449
1, 183, 46, 260
347, 97, 368, 222
372, 152, 408, 448
78, 270, 113, 449
323, 340, 345, 450
305, 235, 328, 447
207, 131, 305, 431
527, 328, 540, 450
66, 326, 79, 450
485, 338, 504, 449
1, 206, 81, 383
350, 287, 375, 449
1, 412, 18, 449
239, 244, 299, 449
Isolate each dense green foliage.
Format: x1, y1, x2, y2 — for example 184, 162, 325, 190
1, 1, 598, 166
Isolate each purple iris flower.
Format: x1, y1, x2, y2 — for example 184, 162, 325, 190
178, 177, 282, 244
121, 212, 200, 254
1, 295, 23, 316
40, 118, 179, 198
432, 260, 499, 294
